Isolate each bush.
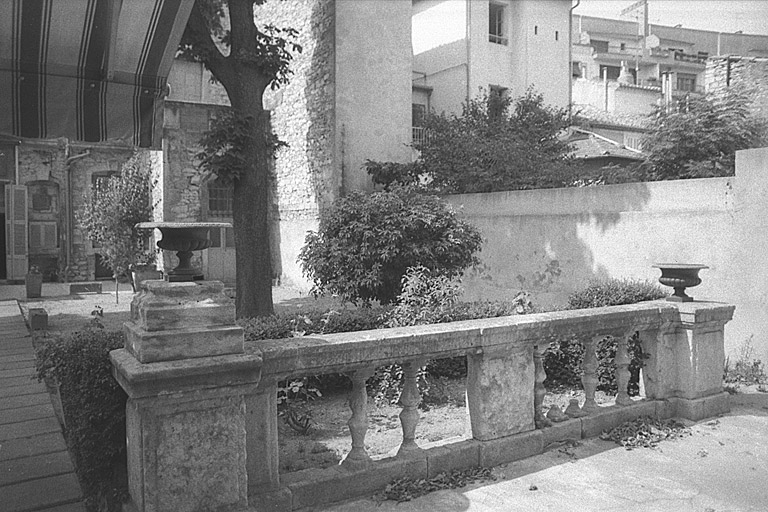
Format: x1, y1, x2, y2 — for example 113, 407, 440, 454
239, 307, 388, 341
566, 278, 667, 309
543, 278, 666, 393
411, 88, 579, 193
299, 187, 483, 304
34, 325, 127, 512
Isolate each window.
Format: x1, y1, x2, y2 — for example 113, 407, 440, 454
0, 144, 14, 181
489, 2, 507, 45
572, 62, 583, 78
207, 178, 233, 218
677, 73, 696, 92
590, 40, 609, 53
599, 65, 622, 81
412, 104, 426, 127
620, 42, 626, 51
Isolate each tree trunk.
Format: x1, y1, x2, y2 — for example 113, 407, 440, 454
229, 81, 275, 318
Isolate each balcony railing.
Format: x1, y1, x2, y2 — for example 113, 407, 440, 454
412, 126, 429, 147
112, 282, 734, 512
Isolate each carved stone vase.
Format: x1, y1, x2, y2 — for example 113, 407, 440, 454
652, 263, 708, 302
136, 222, 231, 282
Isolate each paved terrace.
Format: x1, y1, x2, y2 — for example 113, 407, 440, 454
0, 298, 85, 512
322, 391, 768, 512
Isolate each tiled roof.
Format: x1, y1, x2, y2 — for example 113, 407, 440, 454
573, 104, 652, 130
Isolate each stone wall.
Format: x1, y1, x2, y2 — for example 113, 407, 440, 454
256, 0, 338, 217
445, 147, 768, 363
706, 56, 768, 119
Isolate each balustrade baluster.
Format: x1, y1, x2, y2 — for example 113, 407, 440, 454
397, 359, 425, 456
342, 367, 374, 469
533, 344, 552, 428
581, 335, 600, 413
614, 331, 634, 406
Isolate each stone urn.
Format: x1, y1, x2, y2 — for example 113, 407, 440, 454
136, 222, 231, 282
652, 263, 708, 302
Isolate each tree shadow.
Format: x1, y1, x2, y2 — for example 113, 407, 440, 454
449, 182, 654, 309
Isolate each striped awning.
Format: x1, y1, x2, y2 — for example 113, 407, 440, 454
0, 0, 195, 149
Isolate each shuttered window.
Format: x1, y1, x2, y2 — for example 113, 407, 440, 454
29, 221, 58, 251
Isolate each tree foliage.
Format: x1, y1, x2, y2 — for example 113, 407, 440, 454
180, 0, 302, 318
299, 188, 483, 304
76, 153, 155, 290
370, 88, 578, 194
641, 89, 767, 180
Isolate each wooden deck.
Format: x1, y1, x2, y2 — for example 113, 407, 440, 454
0, 300, 85, 512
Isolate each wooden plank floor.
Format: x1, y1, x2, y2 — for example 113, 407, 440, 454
0, 300, 85, 512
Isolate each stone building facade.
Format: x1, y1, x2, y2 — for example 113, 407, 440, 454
706, 56, 768, 119
2, 1, 413, 287
158, 0, 412, 287
0, 137, 137, 282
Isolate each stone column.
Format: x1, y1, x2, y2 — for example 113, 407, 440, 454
466, 341, 535, 440
111, 281, 261, 512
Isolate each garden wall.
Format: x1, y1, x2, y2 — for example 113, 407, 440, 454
445, 147, 768, 360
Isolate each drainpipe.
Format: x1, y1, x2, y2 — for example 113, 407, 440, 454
568, 0, 581, 120
465, 0, 471, 103
64, 145, 90, 282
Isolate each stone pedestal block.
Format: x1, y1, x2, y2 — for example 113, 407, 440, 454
643, 302, 734, 401
112, 280, 261, 512
466, 343, 535, 440
126, 280, 241, 363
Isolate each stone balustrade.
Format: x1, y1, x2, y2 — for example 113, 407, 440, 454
111, 281, 734, 512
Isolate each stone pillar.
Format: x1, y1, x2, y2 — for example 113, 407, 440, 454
466, 342, 535, 440
642, 302, 734, 417
111, 281, 261, 512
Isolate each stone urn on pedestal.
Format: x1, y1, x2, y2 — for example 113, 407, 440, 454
136, 222, 231, 282
653, 263, 708, 302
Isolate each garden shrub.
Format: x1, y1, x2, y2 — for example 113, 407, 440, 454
543, 278, 667, 393
299, 187, 482, 304
34, 324, 127, 512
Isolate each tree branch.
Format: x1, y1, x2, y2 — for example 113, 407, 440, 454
181, 1, 236, 88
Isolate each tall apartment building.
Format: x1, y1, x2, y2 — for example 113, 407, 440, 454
412, 0, 572, 133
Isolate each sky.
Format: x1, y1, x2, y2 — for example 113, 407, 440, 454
574, 0, 768, 36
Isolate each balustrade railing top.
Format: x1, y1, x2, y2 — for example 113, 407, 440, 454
246, 300, 731, 381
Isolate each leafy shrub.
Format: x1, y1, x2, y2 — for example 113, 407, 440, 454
365, 160, 424, 190
383, 266, 463, 328
34, 325, 127, 512
566, 278, 667, 309
543, 278, 666, 393
299, 187, 483, 304
724, 336, 766, 390
640, 89, 767, 180
412, 88, 579, 193
239, 307, 387, 341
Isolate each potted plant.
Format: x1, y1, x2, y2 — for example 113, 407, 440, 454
130, 250, 163, 291
25, 265, 43, 298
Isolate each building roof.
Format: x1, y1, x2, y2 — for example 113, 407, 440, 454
572, 105, 651, 131
568, 128, 644, 161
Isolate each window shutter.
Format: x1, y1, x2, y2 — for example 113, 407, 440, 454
43, 222, 57, 249
5, 184, 28, 280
